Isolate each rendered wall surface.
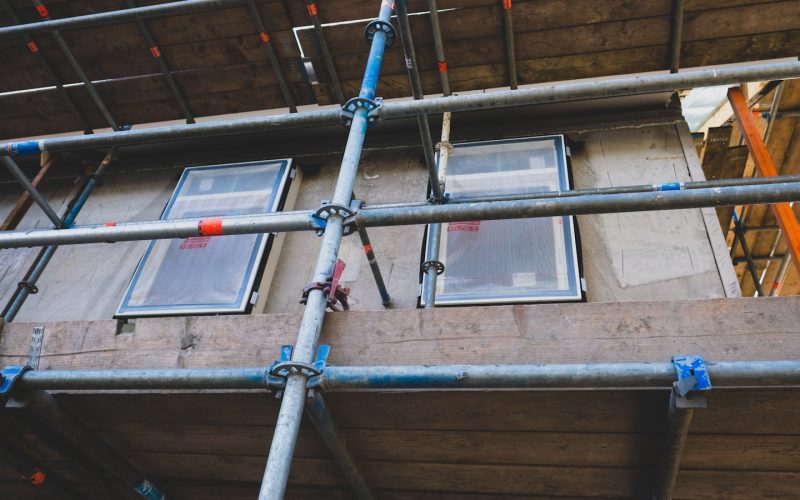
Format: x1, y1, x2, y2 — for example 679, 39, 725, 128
0, 119, 735, 322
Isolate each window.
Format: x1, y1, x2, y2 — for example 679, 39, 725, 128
421, 135, 581, 305
116, 159, 292, 317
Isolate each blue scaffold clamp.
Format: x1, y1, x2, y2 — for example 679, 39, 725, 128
671, 355, 712, 409
0, 365, 32, 397
340, 97, 383, 127
134, 479, 166, 500
364, 19, 396, 48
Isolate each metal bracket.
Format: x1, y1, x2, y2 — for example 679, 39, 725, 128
340, 96, 382, 127
364, 19, 396, 48
27, 326, 44, 370
314, 199, 362, 237
0, 365, 31, 397
269, 345, 331, 397
422, 260, 445, 275
671, 355, 712, 409
17, 281, 38, 294
300, 259, 351, 311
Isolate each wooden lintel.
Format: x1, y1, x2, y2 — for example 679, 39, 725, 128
1, 297, 799, 370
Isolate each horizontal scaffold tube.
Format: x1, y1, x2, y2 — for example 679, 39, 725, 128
3, 61, 800, 156
1, 180, 800, 249
0, 0, 249, 40
12, 360, 800, 392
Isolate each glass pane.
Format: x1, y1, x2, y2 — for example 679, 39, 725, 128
117, 160, 290, 316
428, 136, 580, 305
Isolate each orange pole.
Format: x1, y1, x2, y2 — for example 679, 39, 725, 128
727, 86, 800, 270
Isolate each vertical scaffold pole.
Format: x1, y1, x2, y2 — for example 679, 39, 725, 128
256, 2, 393, 498
422, 111, 451, 308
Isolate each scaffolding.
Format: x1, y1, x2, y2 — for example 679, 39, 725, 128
1, 1, 800, 499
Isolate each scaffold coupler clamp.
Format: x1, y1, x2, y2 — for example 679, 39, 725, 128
300, 259, 351, 311
269, 345, 331, 398
17, 281, 39, 294
134, 479, 166, 500
312, 199, 361, 236
340, 96, 383, 127
422, 260, 445, 275
671, 355, 712, 409
364, 17, 396, 48
0, 365, 32, 401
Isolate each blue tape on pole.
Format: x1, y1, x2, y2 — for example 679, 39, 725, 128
672, 355, 712, 391
654, 182, 683, 191
134, 479, 165, 500
5, 141, 43, 157
309, 213, 327, 231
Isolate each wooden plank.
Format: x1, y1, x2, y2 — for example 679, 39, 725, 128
87, 421, 800, 471
729, 87, 800, 277
714, 145, 750, 233
4, 297, 800, 369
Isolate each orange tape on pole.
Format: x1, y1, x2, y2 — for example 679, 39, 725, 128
502, 0, 512, 9
728, 86, 800, 269
198, 218, 224, 236
149, 46, 161, 58
437, 60, 448, 73
35, 4, 49, 18
307, 2, 318, 16
26, 40, 39, 53
260, 31, 270, 43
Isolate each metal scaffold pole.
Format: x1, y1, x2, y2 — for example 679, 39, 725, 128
256, 1, 393, 498
4, 61, 800, 156
2, 178, 800, 249
8, 360, 800, 392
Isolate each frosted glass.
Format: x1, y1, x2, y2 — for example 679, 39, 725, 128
117, 160, 290, 317
425, 136, 580, 305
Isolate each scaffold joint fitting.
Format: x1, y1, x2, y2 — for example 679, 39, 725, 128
364, 19, 396, 48
671, 355, 712, 409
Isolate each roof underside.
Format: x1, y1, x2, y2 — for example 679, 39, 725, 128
1, 0, 799, 139
2, 389, 799, 499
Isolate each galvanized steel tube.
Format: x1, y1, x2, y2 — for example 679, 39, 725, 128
426, 0, 450, 96
668, 0, 685, 73
395, 0, 443, 200
0, 156, 62, 228
257, 3, 394, 499
0, 0, 249, 39
304, 392, 376, 499
651, 393, 693, 500
3, 181, 800, 249
5, 61, 800, 156
15, 360, 800, 393
2, 149, 116, 322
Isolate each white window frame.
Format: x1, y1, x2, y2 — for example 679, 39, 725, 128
116, 159, 292, 317
421, 135, 581, 306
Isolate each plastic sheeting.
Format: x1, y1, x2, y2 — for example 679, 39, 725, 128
116, 160, 290, 317
426, 136, 580, 305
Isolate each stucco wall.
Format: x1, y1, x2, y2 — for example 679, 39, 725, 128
0, 120, 737, 323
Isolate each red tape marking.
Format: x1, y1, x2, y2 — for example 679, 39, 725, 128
30, 470, 46, 486
27, 40, 39, 53
502, 0, 512, 9
363, 243, 373, 254
437, 60, 448, 73
307, 3, 318, 16
150, 46, 161, 58
198, 218, 224, 236
35, 4, 49, 17
104, 222, 116, 227
260, 31, 270, 43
